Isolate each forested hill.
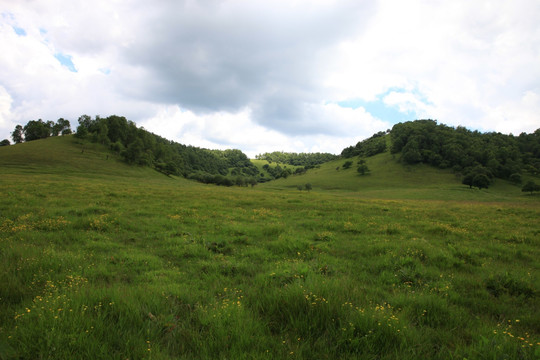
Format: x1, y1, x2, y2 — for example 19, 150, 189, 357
255, 151, 338, 167
7, 115, 260, 184
343, 119, 540, 184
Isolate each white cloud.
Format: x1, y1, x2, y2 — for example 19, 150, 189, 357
0, 85, 13, 130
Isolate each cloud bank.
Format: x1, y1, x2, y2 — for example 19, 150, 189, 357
1, 0, 539, 156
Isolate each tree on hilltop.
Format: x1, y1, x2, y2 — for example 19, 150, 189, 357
52, 118, 71, 136
23, 119, 51, 141
11, 125, 24, 144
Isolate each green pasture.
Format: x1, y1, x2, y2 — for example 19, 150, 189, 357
0, 137, 538, 359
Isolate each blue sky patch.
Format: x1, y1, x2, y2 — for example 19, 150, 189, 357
338, 98, 416, 124
336, 87, 429, 124
12, 26, 26, 36
54, 53, 77, 72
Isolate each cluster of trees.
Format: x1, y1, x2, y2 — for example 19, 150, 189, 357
341, 131, 388, 158
8, 119, 72, 144
10, 115, 262, 186
461, 165, 492, 189
255, 151, 338, 167
387, 120, 540, 188
390, 120, 540, 176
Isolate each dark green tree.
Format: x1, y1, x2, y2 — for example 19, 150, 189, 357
342, 160, 353, 169
463, 166, 493, 189
23, 119, 51, 141
305, 183, 312, 192
472, 174, 490, 189
11, 125, 24, 143
462, 172, 475, 189
522, 181, 540, 194
247, 177, 258, 188
0, 139, 10, 146
75, 123, 88, 139
122, 139, 146, 165
93, 122, 109, 145
401, 138, 422, 164
52, 118, 71, 136
357, 159, 370, 175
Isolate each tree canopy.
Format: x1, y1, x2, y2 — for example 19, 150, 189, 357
387, 120, 540, 180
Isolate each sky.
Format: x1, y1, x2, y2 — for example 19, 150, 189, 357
1, 0, 539, 157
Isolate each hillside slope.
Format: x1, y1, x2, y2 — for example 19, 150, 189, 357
261, 150, 532, 201
0, 135, 165, 179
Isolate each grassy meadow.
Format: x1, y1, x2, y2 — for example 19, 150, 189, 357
0, 137, 539, 359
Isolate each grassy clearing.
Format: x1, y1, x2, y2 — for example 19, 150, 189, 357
0, 138, 539, 359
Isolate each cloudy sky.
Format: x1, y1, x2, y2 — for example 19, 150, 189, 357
1, 0, 539, 157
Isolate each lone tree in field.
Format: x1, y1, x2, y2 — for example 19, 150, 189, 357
305, 183, 312, 192
0, 139, 10, 146
342, 160, 353, 169
522, 181, 540, 194
357, 159, 370, 175
472, 174, 490, 190
462, 166, 493, 189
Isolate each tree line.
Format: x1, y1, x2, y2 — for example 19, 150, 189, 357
6, 118, 73, 144
7, 115, 264, 186
255, 151, 338, 167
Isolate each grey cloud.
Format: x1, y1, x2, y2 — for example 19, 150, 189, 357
117, 0, 376, 134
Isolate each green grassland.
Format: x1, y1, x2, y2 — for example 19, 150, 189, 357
0, 137, 539, 359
